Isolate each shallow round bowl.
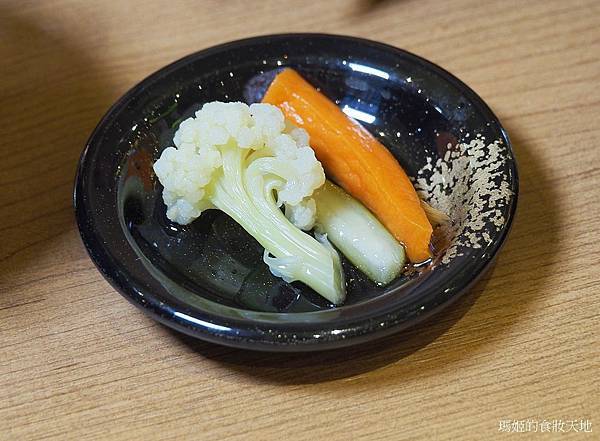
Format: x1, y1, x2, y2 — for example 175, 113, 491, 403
74, 34, 518, 351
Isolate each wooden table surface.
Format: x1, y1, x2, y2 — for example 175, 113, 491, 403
1, 1, 599, 439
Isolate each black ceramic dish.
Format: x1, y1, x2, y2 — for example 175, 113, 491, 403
74, 34, 518, 351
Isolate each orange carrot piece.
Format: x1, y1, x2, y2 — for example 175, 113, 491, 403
263, 68, 432, 263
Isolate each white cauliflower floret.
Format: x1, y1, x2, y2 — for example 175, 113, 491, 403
154, 102, 321, 229
152, 101, 345, 304
277, 146, 325, 206
289, 126, 310, 147
284, 198, 317, 231
153, 146, 218, 224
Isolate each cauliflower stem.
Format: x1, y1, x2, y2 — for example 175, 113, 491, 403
212, 146, 345, 303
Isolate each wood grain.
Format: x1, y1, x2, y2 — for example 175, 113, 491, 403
1, 0, 599, 439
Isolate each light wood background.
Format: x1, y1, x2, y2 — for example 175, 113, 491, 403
1, 1, 599, 440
